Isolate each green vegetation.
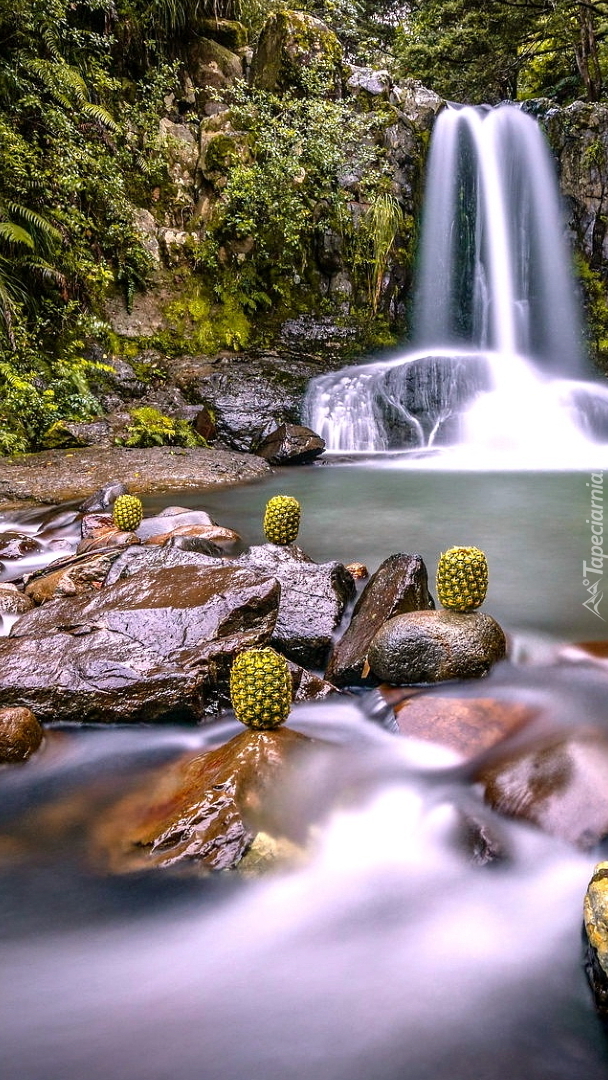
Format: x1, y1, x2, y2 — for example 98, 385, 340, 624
396, 1, 608, 104
122, 406, 206, 448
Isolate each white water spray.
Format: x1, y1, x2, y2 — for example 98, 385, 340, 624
303, 105, 608, 464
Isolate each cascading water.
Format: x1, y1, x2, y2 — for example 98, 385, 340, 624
303, 105, 608, 463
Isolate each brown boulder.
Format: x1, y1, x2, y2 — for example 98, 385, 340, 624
477, 727, 608, 848
93, 726, 313, 873
325, 553, 434, 687
386, 688, 535, 757
0, 706, 43, 763
3, 564, 281, 723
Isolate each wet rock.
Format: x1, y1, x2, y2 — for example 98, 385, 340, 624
237, 544, 356, 667
252, 10, 343, 99
0, 706, 43, 763
103, 543, 222, 585
255, 423, 325, 465
288, 661, 341, 703
42, 419, 112, 449
193, 404, 217, 442
24, 550, 129, 603
93, 727, 313, 873
0, 534, 42, 560
80, 482, 128, 513
326, 554, 435, 688
345, 562, 368, 580
144, 523, 240, 553
384, 687, 535, 758
477, 728, 608, 848
0, 447, 271, 505
4, 564, 280, 723
584, 862, 608, 1014
238, 830, 305, 876
0, 583, 33, 616
368, 610, 507, 685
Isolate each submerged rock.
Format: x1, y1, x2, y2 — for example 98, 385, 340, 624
3, 564, 281, 723
0, 706, 43, 763
237, 544, 356, 667
94, 726, 313, 873
385, 688, 535, 757
325, 553, 435, 687
478, 727, 608, 848
367, 609, 506, 684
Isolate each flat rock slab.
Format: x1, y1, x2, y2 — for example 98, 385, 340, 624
1, 564, 280, 723
0, 446, 271, 505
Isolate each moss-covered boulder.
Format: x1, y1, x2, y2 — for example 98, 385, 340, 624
196, 18, 248, 51
187, 36, 244, 99
251, 10, 343, 99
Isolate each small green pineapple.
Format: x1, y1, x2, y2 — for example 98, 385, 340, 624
112, 493, 143, 532
230, 647, 292, 729
263, 495, 301, 545
436, 546, 488, 612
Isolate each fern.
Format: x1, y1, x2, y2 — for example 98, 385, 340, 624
0, 222, 35, 249
81, 102, 118, 131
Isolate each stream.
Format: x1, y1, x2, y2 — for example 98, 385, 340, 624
1, 462, 608, 1078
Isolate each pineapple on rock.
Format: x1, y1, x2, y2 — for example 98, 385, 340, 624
436, 546, 488, 612
263, 495, 300, 545
229, 647, 293, 729
112, 493, 143, 532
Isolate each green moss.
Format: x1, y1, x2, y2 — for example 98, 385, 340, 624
162, 284, 252, 354
574, 251, 608, 373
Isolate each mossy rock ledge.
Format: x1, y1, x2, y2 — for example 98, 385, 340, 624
367, 609, 507, 684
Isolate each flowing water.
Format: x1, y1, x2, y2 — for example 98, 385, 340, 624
3, 102, 608, 1078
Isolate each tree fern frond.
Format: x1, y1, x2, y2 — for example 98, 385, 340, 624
6, 203, 63, 245
0, 222, 35, 249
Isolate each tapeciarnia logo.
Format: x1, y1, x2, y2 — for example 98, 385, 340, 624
583, 472, 605, 620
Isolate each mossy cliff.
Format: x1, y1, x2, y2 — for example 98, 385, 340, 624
3, 2, 608, 455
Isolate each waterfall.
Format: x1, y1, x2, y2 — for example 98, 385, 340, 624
303, 105, 608, 463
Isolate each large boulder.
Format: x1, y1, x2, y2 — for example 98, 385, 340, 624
237, 544, 356, 668
367, 609, 507, 684
1, 564, 281, 723
584, 862, 608, 1014
251, 10, 343, 99
325, 553, 434, 687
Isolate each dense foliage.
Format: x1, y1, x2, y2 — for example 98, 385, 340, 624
396, 0, 608, 104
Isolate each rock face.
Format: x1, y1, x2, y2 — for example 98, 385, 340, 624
1, 564, 281, 723
0, 706, 43, 763
367, 609, 507, 684
477, 728, 608, 848
237, 544, 356, 667
255, 423, 325, 465
24, 550, 128, 604
325, 553, 435, 687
